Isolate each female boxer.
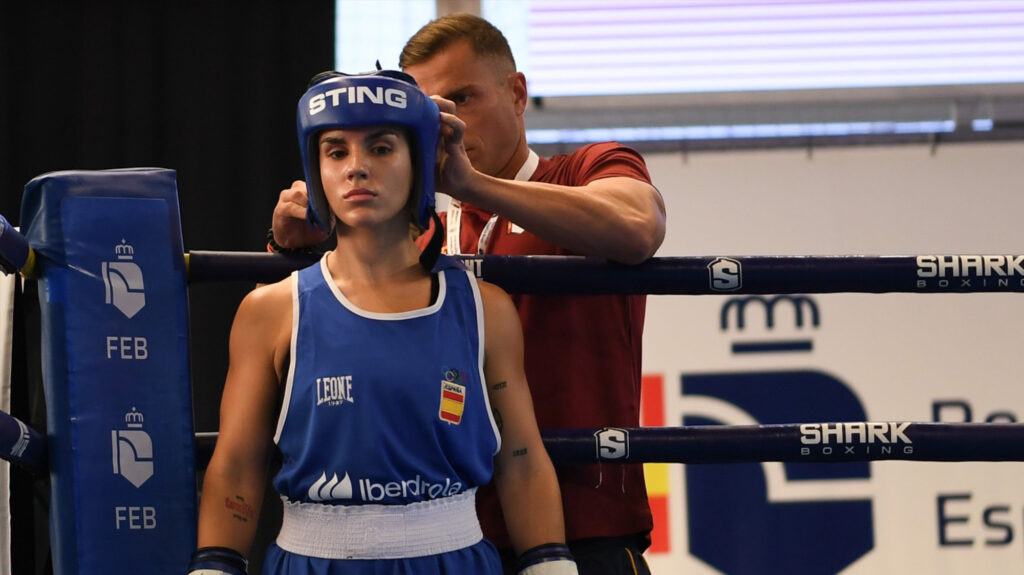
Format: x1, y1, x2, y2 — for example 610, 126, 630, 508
188, 70, 576, 575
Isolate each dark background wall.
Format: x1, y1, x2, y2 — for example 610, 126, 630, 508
1, 1, 335, 430
2, 3, 335, 571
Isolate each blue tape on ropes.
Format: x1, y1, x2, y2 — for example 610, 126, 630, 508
0, 409, 46, 474
0, 214, 30, 274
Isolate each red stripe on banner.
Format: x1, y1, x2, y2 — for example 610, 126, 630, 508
440, 411, 461, 424
442, 390, 464, 403
649, 495, 670, 553
641, 373, 664, 426
641, 373, 670, 554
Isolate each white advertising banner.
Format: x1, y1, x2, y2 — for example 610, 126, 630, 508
0, 270, 15, 575
639, 142, 1024, 574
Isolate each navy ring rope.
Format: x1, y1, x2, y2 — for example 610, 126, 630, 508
3, 219, 1023, 476
189, 422, 1024, 471
3, 217, 1023, 295
6, 417, 1023, 477
184, 251, 1024, 295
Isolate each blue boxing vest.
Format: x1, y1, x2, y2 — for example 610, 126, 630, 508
273, 254, 500, 506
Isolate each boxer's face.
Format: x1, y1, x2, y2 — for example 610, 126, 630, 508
318, 126, 414, 229
405, 38, 528, 180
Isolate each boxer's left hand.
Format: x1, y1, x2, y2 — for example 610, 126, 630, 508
518, 543, 579, 575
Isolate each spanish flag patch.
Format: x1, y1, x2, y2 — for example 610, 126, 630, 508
439, 381, 466, 424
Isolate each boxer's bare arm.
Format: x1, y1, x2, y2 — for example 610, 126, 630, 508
197, 281, 291, 554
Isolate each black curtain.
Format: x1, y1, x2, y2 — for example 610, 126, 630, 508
1, 1, 335, 572
1, 0, 335, 427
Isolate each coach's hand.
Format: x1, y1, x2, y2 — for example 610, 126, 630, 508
271, 180, 330, 250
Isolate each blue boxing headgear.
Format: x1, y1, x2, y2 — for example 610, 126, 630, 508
297, 70, 440, 233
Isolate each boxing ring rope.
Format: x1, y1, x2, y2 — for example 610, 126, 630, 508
7, 216, 1024, 294
4, 215, 1024, 476
6, 419, 1023, 478
189, 422, 1024, 471
186, 250, 1024, 294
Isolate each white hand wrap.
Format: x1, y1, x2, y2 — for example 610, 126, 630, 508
519, 559, 579, 575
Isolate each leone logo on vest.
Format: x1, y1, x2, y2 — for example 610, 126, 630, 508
315, 374, 355, 407
102, 239, 146, 319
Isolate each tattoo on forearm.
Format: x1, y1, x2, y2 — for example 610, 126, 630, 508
512, 447, 528, 457
493, 408, 503, 433
491, 381, 507, 391
224, 495, 255, 523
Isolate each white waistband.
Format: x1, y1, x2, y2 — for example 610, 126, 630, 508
276, 488, 482, 560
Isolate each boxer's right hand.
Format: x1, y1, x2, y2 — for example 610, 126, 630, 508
271, 180, 331, 249
186, 547, 247, 575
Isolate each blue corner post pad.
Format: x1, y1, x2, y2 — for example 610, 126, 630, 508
20, 168, 197, 575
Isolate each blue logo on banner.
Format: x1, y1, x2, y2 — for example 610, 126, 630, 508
682, 370, 874, 575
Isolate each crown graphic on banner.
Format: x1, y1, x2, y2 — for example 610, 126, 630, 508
115, 239, 135, 260
124, 407, 145, 428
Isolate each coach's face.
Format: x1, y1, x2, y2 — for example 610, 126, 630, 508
405, 38, 529, 181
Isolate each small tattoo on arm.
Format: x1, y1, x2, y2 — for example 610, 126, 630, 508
491, 381, 507, 391
224, 495, 255, 523
512, 447, 528, 457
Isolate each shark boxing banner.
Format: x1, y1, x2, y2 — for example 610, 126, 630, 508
639, 143, 1024, 574
20, 169, 196, 574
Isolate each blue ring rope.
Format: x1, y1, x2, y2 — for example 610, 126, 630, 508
8, 419, 1021, 477
3, 221, 1022, 474
187, 422, 1024, 472
185, 251, 1024, 294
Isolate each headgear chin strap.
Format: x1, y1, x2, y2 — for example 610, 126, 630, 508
297, 70, 440, 234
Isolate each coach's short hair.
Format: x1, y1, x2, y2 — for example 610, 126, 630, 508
400, 12, 516, 72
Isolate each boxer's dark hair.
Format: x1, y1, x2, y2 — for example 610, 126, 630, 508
400, 12, 516, 71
